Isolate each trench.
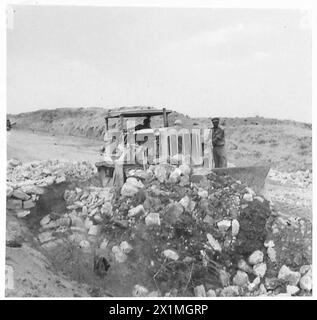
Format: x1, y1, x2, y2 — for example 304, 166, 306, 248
22, 180, 158, 297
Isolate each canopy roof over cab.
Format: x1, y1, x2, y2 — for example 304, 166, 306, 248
104, 107, 173, 129
104, 107, 172, 119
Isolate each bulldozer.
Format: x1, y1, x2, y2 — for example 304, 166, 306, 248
95, 108, 269, 194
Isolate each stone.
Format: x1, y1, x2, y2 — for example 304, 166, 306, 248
16, 210, 30, 218
8, 158, 22, 167
93, 213, 103, 224
179, 196, 191, 210
248, 276, 261, 292
40, 215, 51, 226
154, 166, 167, 182
179, 175, 190, 186
254, 196, 264, 203
248, 250, 264, 265
267, 247, 277, 263
121, 184, 139, 197
88, 208, 98, 217
21, 184, 45, 195
183, 256, 195, 263
6, 186, 13, 198
299, 265, 311, 275
206, 233, 222, 252
219, 270, 230, 287
299, 269, 312, 291
79, 240, 91, 252
264, 240, 275, 248
56, 175, 66, 184
179, 164, 191, 176
81, 206, 88, 217
165, 203, 183, 224
56, 216, 71, 227
233, 270, 249, 287
206, 289, 217, 297
112, 246, 127, 263
145, 213, 160, 226
7, 199, 23, 210
163, 249, 179, 261
126, 177, 144, 189
23, 200, 36, 209
264, 277, 280, 290
42, 176, 55, 186
12, 189, 31, 200
169, 168, 182, 183
245, 187, 255, 195
237, 259, 253, 273
278, 265, 301, 286
120, 241, 133, 254
100, 203, 112, 216
217, 220, 231, 232
132, 285, 149, 297
198, 188, 208, 199
243, 193, 253, 202
99, 238, 109, 250
194, 285, 206, 297
253, 262, 267, 278
41, 239, 64, 250
231, 219, 240, 236
38, 231, 55, 244
68, 233, 86, 245
88, 225, 100, 236
258, 284, 267, 295
220, 286, 240, 297
203, 215, 214, 225
128, 204, 145, 217
84, 217, 93, 230
42, 168, 51, 175
286, 285, 300, 296
42, 220, 58, 230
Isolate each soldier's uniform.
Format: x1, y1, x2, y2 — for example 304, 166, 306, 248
211, 125, 227, 168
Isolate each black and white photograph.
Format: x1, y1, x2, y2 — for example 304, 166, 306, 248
3, 1, 313, 300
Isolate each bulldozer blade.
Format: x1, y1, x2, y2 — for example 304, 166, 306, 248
211, 165, 270, 194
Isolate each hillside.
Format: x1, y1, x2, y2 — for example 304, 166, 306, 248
8, 107, 312, 172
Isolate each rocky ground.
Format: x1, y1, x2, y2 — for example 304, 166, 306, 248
6, 158, 312, 297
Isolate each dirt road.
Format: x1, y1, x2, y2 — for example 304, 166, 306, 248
7, 130, 102, 163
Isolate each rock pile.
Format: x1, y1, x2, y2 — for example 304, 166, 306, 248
37, 186, 114, 251
6, 159, 96, 218
268, 169, 312, 188
6, 159, 312, 297
108, 164, 312, 297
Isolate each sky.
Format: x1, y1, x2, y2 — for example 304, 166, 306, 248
7, 6, 312, 122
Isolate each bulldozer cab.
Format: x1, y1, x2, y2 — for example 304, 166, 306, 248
96, 108, 270, 194
98, 107, 212, 169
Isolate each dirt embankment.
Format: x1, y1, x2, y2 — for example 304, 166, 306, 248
9, 107, 312, 172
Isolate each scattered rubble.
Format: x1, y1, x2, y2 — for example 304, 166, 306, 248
268, 169, 312, 188
6, 159, 312, 297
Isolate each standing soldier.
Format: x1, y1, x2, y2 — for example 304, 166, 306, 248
210, 117, 227, 168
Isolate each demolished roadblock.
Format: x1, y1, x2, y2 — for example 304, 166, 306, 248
6, 159, 312, 297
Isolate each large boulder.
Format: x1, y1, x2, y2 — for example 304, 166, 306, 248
278, 265, 301, 286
